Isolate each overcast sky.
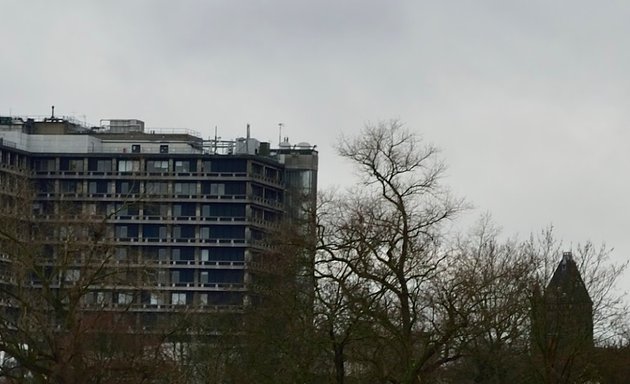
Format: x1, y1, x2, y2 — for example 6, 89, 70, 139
1, 1, 628, 290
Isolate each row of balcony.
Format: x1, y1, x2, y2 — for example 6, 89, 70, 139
33, 260, 245, 268
37, 170, 246, 178
24, 282, 245, 291
85, 303, 245, 313
34, 214, 267, 223
34, 170, 282, 185
36, 193, 284, 208
115, 238, 248, 245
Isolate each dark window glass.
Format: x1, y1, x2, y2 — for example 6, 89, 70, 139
211, 159, 246, 173
210, 226, 244, 239
207, 270, 243, 284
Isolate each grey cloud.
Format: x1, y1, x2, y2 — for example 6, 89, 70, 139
1, 1, 629, 294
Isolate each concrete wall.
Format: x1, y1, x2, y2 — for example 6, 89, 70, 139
0, 130, 103, 153
0, 128, 201, 154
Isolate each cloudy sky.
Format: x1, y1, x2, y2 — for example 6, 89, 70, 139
1, 1, 629, 288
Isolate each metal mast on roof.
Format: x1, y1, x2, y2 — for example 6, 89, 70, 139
278, 122, 283, 146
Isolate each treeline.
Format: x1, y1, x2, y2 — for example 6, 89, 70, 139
205, 121, 628, 384
0, 121, 627, 384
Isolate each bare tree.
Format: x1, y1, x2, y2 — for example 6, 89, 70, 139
313, 191, 380, 384
523, 228, 629, 343
316, 120, 468, 384
441, 216, 537, 384
446, 221, 628, 384
524, 227, 628, 384
0, 174, 182, 384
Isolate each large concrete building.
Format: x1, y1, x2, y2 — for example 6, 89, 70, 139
0, 114, 317, 328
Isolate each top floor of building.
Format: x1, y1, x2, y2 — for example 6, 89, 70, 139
0, 114, 318, 205
0, 116, 315, 183
0, 115, 316, 161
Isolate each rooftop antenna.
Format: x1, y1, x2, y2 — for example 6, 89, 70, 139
246, 123, 251, 153
214, 126, 218, 154
278, 122, 283, 146
51, 105, 55, 119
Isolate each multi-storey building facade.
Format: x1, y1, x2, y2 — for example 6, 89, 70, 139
0, 115, 317, 328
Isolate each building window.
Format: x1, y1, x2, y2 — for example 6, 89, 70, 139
201, 249, 209, 262
60, 158, 84, 172
265, 167, 279, 181
174, 182, 196, 196
143, 203, 164, 217
143, 225, 160, 239
200, 271, 209, 284
174, 160, 190, 173
33, 158, 55, 171
158, 270, 168, 284
116, 203, 139, 217
211, 159, 246, 173
172, 292, 187, 305
104, 203, 116, 215
69, 159, 84, 172
89, 181, 109, 194
145, 182, 168, 196
96, 292, 109, 305
173, 203, 196, 217
143, 247, 158, 262
202, 203, 245, 218
37, 180, 54, 193
115, 248, 127, 262
252, 184, 263, 198
206, 248, 243, 262
117, 181, 139, 194
211, 270, 243, 284
172, 226, 194, 239
117, 292, 133, 305
117, 160, 140, 172
252, 163, 263, 176
210, 183, 225, 196
61, 181, 79, 194
158, 248, 168, 263
64, 269, 80, 282
211, 226, 244, 239
88, 159, 112, 172
115, 226, 128, 239
171, 271, 180, 284
146, 160, 169, 173
97, 159, 112, 172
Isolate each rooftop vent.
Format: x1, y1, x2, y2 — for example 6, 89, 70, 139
106, 119, 145, 134
279, 137, 291, 148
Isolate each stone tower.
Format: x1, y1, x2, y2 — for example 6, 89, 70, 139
531, 251, 594, 382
